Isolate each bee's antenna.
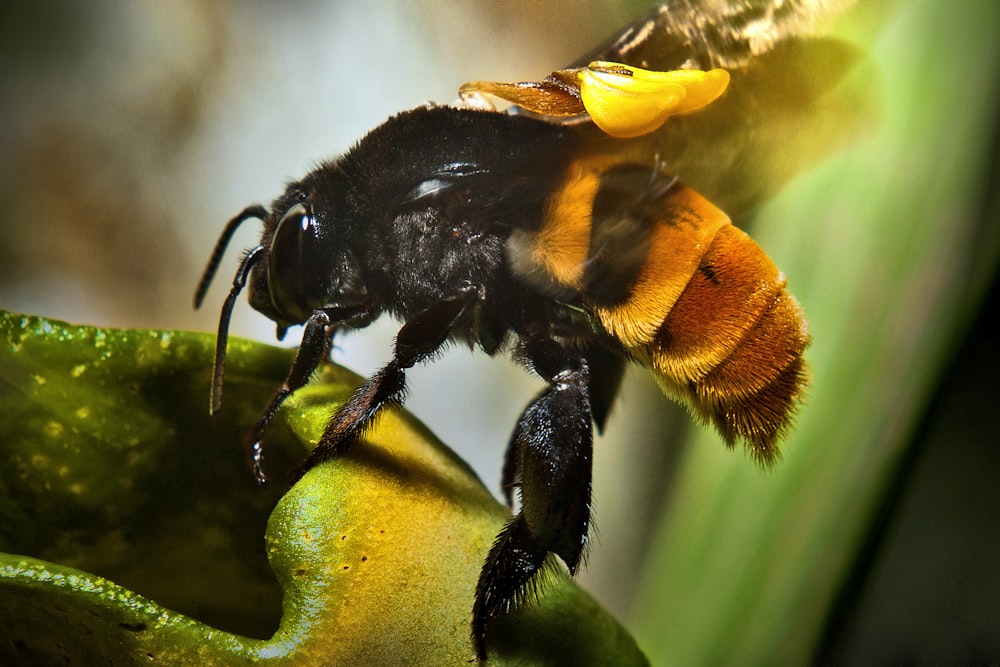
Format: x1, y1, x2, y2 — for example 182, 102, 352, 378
210, 244, 266, 415
194, 205, 268, 310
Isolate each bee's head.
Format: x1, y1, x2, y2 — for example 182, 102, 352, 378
248, 176, 369, 335
193, 166, 370, 412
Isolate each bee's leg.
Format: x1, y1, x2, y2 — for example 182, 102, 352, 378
582, 345, 625, 433
499, 424, 520, 509
245, 305, 364, 484
288, 284, 481, 483
473, 339, 593, 660
499, 346, 618, 508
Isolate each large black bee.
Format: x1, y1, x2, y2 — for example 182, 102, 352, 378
195, 2, 863, 659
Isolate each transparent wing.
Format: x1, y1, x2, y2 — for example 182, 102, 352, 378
568, 0, 877, 219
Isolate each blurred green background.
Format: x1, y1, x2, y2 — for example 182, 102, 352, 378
2, 1, 997, 664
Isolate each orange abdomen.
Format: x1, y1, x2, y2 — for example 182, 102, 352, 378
593, 183, 808, 463
646, 221, 809, 463
522, 159, 810, 462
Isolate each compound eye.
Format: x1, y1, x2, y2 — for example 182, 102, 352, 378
267, 203, 320, 324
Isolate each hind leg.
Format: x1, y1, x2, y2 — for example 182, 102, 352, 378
473, 339, 593, 659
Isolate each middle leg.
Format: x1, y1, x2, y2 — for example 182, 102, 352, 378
289, 284, 481, 482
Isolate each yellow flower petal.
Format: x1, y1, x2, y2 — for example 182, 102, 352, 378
579, 63, 730, 138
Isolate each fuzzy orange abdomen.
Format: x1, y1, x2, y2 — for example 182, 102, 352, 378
644, 221, 809, 463
523, 159, 810, 462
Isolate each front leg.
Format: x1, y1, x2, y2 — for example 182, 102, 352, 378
289, 284, 481, 483
473, 339, 593, 659
246, 305, 367, 485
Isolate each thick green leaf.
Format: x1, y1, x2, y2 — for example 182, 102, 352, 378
0, 312, 647, 665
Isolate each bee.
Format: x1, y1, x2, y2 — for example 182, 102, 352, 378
194, 1, 863, 659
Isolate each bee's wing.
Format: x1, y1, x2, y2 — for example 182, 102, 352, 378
572, 0, 856, 71
571, 1, 877, 219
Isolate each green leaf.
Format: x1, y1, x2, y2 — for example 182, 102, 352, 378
629, 1, 1000, 664
0, 311, 647, 665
